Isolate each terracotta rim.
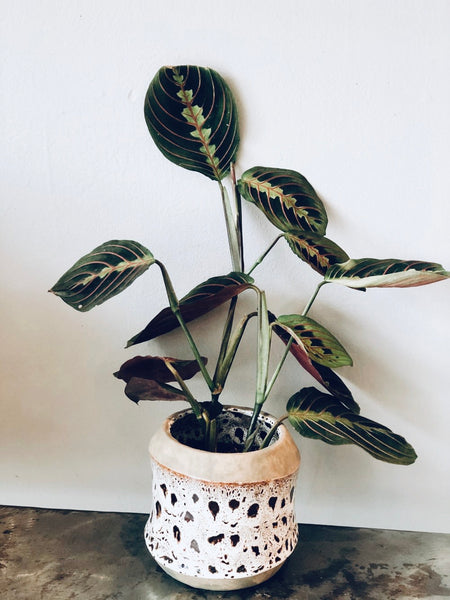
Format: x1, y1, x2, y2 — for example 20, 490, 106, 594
149, 406, 300, 483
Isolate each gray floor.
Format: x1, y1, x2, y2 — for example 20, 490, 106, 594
1, 506, 449, 599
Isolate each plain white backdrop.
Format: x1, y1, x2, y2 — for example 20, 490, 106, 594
1, 0, 449, 533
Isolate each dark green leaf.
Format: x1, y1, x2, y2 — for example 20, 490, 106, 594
325, 258, 450, 288
284, 232, 349, 276
49, 240, 154, 312
276, 314, 353, 368
287, 387, 417, 465
271, 314, 358, 412
238, 167, 327, 235
144, 65, 240, 181
123, 378, 187, 404
114, 355, 207, 383
127, 272, 254, 346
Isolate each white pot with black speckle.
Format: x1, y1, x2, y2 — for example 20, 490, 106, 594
144, 406, 300, 591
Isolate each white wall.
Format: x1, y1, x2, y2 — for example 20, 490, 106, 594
1, 0, 449, 533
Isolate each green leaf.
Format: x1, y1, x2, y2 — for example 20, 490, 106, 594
272, 316, 358, 411
144, 65, 240, 181
275, 314, 353, 368
284, 232, 349, 276
238, 166, 327, 236
49, 240, 155, 312
287, 387, 417, 465
127, 272, 254, 346
114, 355, 207, 383
122, 378, 187, 404
325, 258, 450, 288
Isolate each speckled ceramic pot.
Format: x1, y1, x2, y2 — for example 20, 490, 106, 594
144, 406, 300, 591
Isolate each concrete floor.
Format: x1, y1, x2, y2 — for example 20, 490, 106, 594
1, 506, 449, 599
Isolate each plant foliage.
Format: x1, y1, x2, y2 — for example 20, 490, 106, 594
50, 240, 154, 312
50, 64, 449, 465
144, 65, 239, 181
287, 388, 417, 465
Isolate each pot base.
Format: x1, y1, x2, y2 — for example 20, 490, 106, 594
155, 558, 285, 591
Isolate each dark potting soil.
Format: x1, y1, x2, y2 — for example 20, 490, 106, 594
169, 409, 279, 453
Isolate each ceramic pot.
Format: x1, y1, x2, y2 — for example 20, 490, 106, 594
144, 406, 300, 591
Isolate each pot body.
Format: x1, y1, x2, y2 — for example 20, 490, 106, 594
145, 407, 300, 591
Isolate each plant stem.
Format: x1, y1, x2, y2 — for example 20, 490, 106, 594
230, 163, 244, 272
212, 296, 238, 397
264, 337, 293, 401
260, 280, 328, 406
261, 414, 289, 449
211, 168, 245, 401
302, 280, 327, 316
247, 235, 284, 276
156, 260, 214, 392
213, 310, 257, 396
163, 359, 203, 418
254, 288, 271, 408
209, 418, 217, 452
244, 403, 262, 452
203, 411, 211, 450
244, 287, 271, 450
219, 181, 241, 272
201, 412, 217, 452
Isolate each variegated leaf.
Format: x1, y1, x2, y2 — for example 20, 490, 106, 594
325, 258, 450, 288
144, 65, 239, 181
127, 272, 254, 346
49, 240, 154, 312
271, 315, 358, 412
287, 387, 417, 465
275, 314, 353, 368
284, 232, 349, 276
114, 355, 207, 383
238, 167, 327, 235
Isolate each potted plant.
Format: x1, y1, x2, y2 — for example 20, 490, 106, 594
50, 65, 449, 591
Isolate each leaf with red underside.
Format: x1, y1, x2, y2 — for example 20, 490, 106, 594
271, 314, 358, 413
122, 378, 187, 404
127, 272, 253, 347
114, 355, 207, 404
114, 355, 207, 383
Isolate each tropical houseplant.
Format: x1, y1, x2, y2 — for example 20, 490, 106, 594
50, 65, 449, 589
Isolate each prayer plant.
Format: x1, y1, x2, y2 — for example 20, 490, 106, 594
50, 65, 449, 463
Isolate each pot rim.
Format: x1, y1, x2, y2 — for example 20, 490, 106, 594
149, 406, 300, 483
